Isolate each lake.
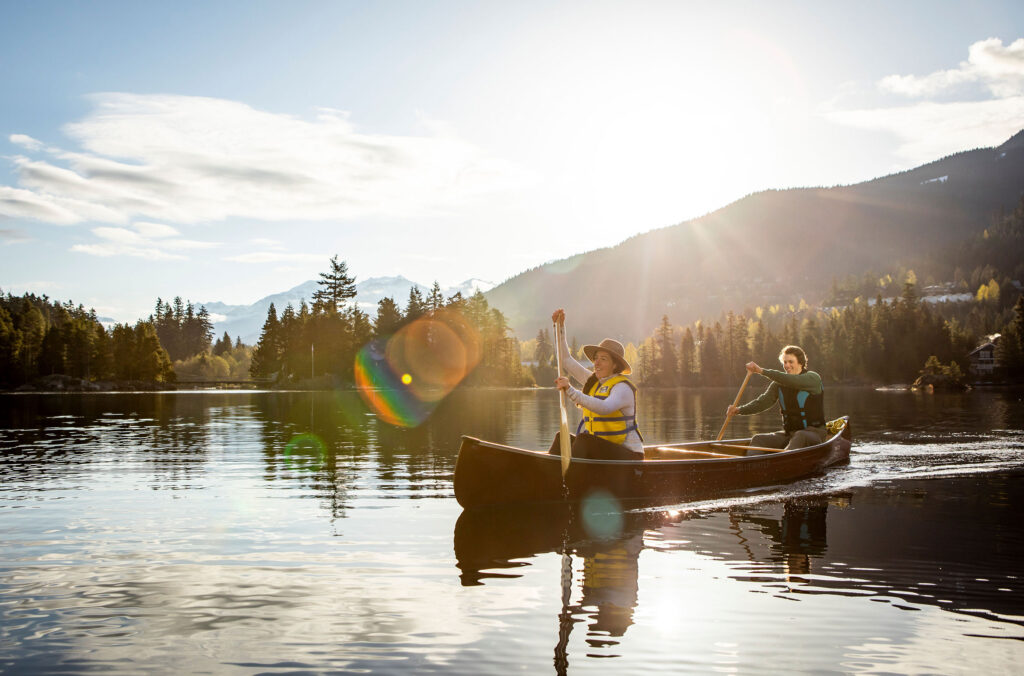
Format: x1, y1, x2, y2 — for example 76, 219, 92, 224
1, 386, 1023, 674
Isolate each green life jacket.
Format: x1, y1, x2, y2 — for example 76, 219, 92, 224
778, 372, 825, 433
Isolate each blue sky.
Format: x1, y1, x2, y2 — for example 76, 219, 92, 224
2, 0, 1023, 322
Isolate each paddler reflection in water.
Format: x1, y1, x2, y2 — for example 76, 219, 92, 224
579, 531, 643, 640
726, 345, 827, 450
550, 309, 644, 461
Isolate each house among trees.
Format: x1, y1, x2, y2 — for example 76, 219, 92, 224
968, 334, 1000, 381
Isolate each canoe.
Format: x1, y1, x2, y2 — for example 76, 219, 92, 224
454, 416, 852, 509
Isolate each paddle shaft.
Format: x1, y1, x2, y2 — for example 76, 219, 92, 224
554, 322, 572, 477
716, 371, 753, 441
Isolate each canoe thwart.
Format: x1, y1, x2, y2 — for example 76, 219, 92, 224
716, 444, 786, 454
653, 446, 736, 459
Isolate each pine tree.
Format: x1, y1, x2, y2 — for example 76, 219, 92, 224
996, 294, 1024, 377
213, 331, 233, 357
196, 306, 214, 353
679, 327, 696, 386
374, 297, 403, 336
427, 281, 444, 314
250, 303, 282, 378
534, 328, 553, 365
133, 321, 174, 382
0, 305, 20, 385
405, 286, 426, 322
313, 255, 357, 314
654, 314, 677, 385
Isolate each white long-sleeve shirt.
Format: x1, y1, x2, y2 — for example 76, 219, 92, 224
556, 329, 643, 454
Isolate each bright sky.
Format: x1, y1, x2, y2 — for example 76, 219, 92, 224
2, 0, 1023, 322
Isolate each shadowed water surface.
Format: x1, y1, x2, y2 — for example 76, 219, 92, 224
1, 387, 1023, 673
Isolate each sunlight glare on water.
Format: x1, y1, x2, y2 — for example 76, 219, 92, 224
0, 387, 1022, 673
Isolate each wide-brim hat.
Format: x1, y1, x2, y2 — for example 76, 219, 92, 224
583, 338, 631, 375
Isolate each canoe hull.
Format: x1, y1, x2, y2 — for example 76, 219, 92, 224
454, 417, 851, 509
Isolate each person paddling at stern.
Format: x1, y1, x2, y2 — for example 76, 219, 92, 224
726, 345, 827, 452
551, 309, 644, 461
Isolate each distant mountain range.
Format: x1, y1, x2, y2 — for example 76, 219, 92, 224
484, 130, 1024, 344
204, 277, 494, 344
201, 131, 1024, 347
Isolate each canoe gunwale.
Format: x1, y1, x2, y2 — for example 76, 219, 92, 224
459, 415, 850, 467
454, 416, 851, 508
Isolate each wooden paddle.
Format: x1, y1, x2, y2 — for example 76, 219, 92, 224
716, 371, 753, 441
554, 321, 572, 478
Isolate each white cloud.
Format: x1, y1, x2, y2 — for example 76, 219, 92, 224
829, 97, 1024, 162
9, 134, 44, 151
132, 221, 180, 238
1, 93, 527, 228
71, 224, 219, 260
249, 237, 284, 248
880, 38, 1024, 98
0, 185, 86, 224
226, 251, 323, 264
829, 38, 1024, 165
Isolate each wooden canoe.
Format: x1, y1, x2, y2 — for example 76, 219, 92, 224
454, 417, 852, 509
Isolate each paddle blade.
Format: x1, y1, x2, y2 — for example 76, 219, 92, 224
559, 391, 571, 477
554, 321, 572, 478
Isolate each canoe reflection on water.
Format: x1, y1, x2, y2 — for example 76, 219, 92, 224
454, 496, 839, 661
453, 497, 837, 584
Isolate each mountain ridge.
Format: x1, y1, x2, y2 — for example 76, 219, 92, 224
483, 131, 1024, 343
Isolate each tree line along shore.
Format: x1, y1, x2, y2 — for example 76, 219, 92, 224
3, 257, 1022, 392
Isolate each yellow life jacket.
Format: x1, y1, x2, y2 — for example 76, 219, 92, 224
576, 374, 642, 445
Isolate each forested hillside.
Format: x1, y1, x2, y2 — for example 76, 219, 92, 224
487, 131, 1024, 342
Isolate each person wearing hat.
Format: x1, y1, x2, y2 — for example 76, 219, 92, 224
551, 309, 644, 460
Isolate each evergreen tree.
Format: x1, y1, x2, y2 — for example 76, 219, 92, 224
534, 328, 553, 366
313, 255, 357, 314
427, 281, 444, 314
213, 331, 233, 357
996, 294, 1024, 377
38, 327, 65, 375
17, 302, 45, 380
445, 291, 466, 314
405, 286, 426, 322
679, 327, 696, 386
374, 297, 404, 336
133, 321, 174, 382
464, 290, 489, 328
250, 303, 283, 378
0, 305, 20, 385
800, 316, 822, 372
700, 330, 723, 385
654, 314, 677, 385
195, 306, 214, 353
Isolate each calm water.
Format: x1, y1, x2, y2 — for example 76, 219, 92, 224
1, 386, 1023, 674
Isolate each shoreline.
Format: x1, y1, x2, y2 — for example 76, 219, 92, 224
4, 381, 1016, 395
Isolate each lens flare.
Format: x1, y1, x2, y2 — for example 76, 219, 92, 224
355, 309, 482, 427
284, 433, 326, 471
581, 489, 624, 540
